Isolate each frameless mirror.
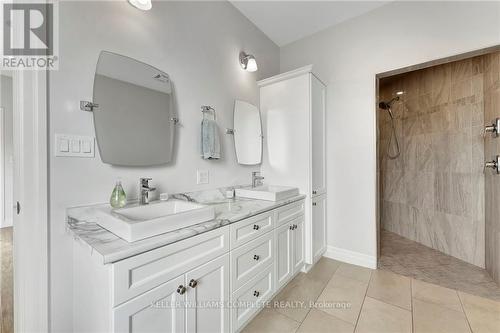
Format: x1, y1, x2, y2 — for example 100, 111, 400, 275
233, 100, 262, 165
92, 51, 176, 166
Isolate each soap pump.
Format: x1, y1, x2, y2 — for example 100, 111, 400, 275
110, 180, 127, 208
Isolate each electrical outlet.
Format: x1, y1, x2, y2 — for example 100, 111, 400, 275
197, 170, 209, 184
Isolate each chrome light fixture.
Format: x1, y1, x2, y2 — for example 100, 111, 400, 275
128, 0, 152, 10
239, 52, 258, 72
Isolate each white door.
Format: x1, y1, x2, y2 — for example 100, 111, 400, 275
292, 217, 305, 273
275, 223, 293, 287
185, 254, 230, 333
113, 275, 186, 333
312, 195, 327, 262
311, 74, 326, 197
12, 69, 49, 331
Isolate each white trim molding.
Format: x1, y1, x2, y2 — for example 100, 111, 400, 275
324, 245, 377, 269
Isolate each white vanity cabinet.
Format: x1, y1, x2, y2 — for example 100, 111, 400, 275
73, 199, 305, 333
259, 65, 327, 266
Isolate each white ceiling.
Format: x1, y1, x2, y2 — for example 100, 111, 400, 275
231, 1, 390, 46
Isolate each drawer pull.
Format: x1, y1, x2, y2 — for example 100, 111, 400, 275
177, 285, 186, 295
289, 225, 293, 230
253, 291, 260, 297
189, 279, 198, 288
253, 224, 260, 231
253, 254, 260, 261
312, 202, 317, 206
313, 190, 317, 194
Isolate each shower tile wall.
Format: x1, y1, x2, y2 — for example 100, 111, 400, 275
379, 56, 485, 267
484, 51, 500, 284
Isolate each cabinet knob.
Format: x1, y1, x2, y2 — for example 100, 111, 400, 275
253, 291, 260, 297
253, 224, 260, 231
312, 202, 317, 206
189, 279, 198, 288
293, 224, 298, 230
289, 225, 294, 230
253, 254, 260, 261
177, 285, 186, 295
313, 190, 317, 195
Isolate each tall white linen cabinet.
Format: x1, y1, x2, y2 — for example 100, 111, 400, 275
258, 65, 327, 266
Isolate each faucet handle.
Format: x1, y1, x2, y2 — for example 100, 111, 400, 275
140, 177, 153, 187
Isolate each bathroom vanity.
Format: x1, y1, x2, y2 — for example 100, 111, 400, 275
68, 190, 305, 333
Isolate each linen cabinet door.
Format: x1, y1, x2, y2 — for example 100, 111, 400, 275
292, 216, 305, 273
275, 222, 293, 289
312, 194, 327, 263
185, 254, 230, 333
311, 74, 326, 197
113, 275, 186, 333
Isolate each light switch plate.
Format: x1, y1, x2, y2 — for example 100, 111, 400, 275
197, 170, 209, 184
55, 134, 95, 158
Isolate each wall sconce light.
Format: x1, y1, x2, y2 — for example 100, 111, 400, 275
239, 52, 258, 72
128, 0, 152, 10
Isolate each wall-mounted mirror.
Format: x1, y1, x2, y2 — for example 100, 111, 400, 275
233, 100, 262, 165
92, 51, 176, 166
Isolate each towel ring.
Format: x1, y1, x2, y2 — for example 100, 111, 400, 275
201, 105, 216, 121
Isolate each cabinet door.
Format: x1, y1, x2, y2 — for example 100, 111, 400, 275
275, 223, 293, 288
311, 74, 326, 197
312, 194, 327, 262
185, 254, 230, 333
292, 216, 305, 273
113, 275, 185, 333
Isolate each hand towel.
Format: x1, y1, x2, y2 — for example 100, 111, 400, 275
201, 118, 221, 159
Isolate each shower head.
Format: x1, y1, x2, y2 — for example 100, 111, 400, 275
379, 96, 400, 109
378, 96, 400, 119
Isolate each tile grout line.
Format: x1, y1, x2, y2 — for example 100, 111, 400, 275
457, 291, 474, 333
353, 270, 373, 332
410, 279, 415, 333
292, 262, 344, 332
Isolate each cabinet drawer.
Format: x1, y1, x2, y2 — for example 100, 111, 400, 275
231, 231, 274, 291
230, 211, 274, 248
275, 200, 305, 227
112, 226, 229, 306
231, 264, 274, 332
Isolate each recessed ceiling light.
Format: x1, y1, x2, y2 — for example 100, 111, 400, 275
128, 0, 152, 11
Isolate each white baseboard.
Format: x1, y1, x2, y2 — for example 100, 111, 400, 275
323, 246, 377, 269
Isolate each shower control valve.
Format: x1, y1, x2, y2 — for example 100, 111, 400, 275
484, 118, 500, 138
485, 156, 500, 174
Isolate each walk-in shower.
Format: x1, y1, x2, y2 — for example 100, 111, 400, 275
376, 49, 500, 300
378, 95, 401, 159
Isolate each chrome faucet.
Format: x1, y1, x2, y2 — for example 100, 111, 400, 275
252, 171, 264, 188
139, 178, 156, 205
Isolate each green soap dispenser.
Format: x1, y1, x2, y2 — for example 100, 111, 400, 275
110, 180, 127, 208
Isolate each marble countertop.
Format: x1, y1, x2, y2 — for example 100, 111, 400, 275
67, 187, 305, 264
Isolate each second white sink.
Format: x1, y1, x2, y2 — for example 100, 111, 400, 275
236, 185, 299, 202
96, 200, 215, 242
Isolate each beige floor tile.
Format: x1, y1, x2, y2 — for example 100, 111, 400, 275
413, 298, 471, 333
412, 278, 463, 312
327, 272, 369, 291
459, 291, 500, 333
297, 309, 354, 333
241, 308, 301, 333
316, 280, 367, 324
367, 270, 411, 310
273, 273, 326, 322
355, 297, 412, 333
336, 263, 372, 284
306, 257, 342, 285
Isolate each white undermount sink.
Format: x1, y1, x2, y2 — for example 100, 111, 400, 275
95, 200, 215, 242
235, 185, 299, 202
